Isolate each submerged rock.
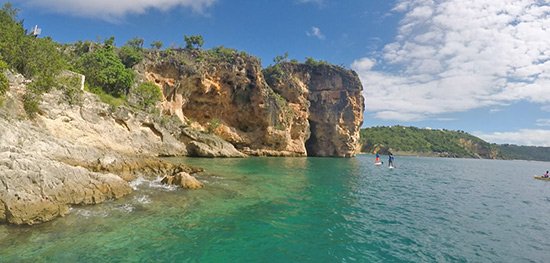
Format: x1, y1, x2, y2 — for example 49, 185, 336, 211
161, 172, 203, 190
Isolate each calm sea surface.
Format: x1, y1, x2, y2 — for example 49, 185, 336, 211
1, 155, 550, 262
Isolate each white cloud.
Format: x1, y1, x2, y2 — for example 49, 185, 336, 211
351, 57, 376, 72
18, 0, 216, 21
352, 0, 550, 121
474, 129, 550, 146
536, 119, 550, 127
296, 0, 325, 6
306, 26, 325, 40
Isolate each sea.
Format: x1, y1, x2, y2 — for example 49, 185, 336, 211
1, 155, 550, 262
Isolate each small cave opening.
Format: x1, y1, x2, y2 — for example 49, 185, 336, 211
305, 121, 318, 157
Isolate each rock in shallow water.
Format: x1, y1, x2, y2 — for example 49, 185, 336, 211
161, 172, 204, 190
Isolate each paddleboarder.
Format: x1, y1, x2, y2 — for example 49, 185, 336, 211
388, 153, 395, 168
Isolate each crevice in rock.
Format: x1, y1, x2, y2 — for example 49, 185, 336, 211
115, 119, 130, 132
141, 123, 164, 142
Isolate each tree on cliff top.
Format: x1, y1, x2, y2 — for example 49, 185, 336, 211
77, 37, 134, 97
0, 3, 65, 92
273, 52, 289, 64
184, 35, 204, 49
151, 41, 163, 50
119, 37, 144, 68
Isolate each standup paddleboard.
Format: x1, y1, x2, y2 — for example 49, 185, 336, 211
389, 166, 394, 169
534, 176, 550, 181
374, 162, 382, 166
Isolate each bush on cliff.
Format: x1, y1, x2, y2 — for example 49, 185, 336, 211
305, 57, 329, 67
151, 41, 163, 50
22, 92, 40, 118
0, 57, 8, 96
184, 35, 204, 50
77, 38, 135, 97
130, 81, 163, 112
0, 3, 66, 91
0, 3, 25, 71
118, 37, 144, 68
0, 2, 70, 116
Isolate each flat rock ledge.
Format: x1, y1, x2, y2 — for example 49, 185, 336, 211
0, 151, 132, 225
0, 154, 205, 225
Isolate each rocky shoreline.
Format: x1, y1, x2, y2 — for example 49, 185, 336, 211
0, 75, 211, 225
1, 53, 365, 225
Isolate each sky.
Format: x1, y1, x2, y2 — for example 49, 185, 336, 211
6, 0, 550, 146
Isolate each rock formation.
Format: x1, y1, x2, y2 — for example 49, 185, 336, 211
266, 63, 365, 157
161, 172, 204, 190
137, 50, 364, 157
0, 76, 203, 225
0, 49, 366, 225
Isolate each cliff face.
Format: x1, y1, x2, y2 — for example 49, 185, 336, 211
0, 75, 202, 225
138, 50, 364, 157
267, 63, 365, 157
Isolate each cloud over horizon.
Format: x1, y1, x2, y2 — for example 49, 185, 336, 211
306, 26, 326, 40
474, 129, 550, 147
352, 0, 550, 122
17, 0, 216, 21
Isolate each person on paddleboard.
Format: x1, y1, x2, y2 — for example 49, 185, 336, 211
388, 153, 394, 167
375, 152, 380, 163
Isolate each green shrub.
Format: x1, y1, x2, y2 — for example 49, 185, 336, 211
263, 64, 285, 84
19, 37, 66, 84
118, 46, 143, 68
77, 41, 135, 97
0, 4, 66, 94
57, 74, 83, 105
85, 85, 126, 107
23, 92, 40, 118
0, 3, 25, 71
273, 52, 289, 64
207, 118, 221, 133
0, 57, 8, 96
132, 82, 162, 111
118, 38, 144, 68
151, 41, 163, 50
305, 57, 328, 67
184, 35, 204, 49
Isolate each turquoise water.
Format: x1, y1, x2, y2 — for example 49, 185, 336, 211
1, 155, 550, 262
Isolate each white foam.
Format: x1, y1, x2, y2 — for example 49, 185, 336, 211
129, 176, 178, 191
117, 204, 135, 213
129, 177, 148, 190
134, 194, 152, 204
148, 176, 178, 191
73, 209, 109, 218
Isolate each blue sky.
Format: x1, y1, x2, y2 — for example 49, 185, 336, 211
8, 0, 550, 146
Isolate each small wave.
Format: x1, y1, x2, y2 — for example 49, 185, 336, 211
129, 177, 148, 190
73, 209, 109, 218
130, 177, 178, 191
116, 204, 135, 213
148, 177, 178, 191
134, 194, 152, 204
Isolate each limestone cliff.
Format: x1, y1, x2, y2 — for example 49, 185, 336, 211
0, 75, 202, 225
266, 63, 365, 157
137, 50, 364, 157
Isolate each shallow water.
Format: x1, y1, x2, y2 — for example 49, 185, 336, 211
1, 156, 550, 262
